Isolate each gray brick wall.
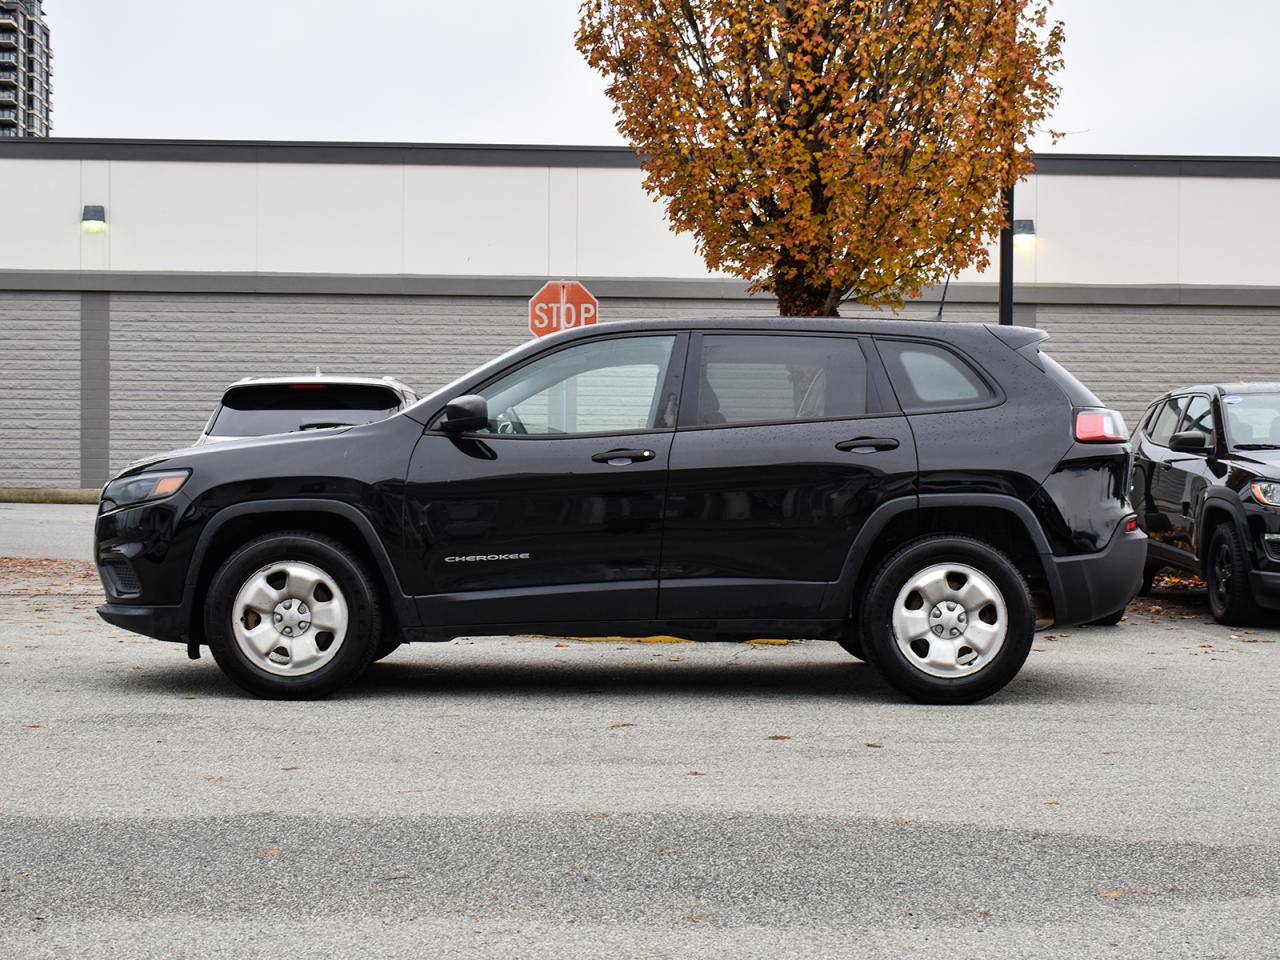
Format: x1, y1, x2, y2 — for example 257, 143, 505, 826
1032, 305, 1280, 428
0, 293, 80, 487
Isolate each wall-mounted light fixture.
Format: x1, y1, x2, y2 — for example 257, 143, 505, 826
81, 205, 107, 234
1012, 218, 1036, 247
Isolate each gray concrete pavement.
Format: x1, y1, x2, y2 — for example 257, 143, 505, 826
1, 571, 1277, 958
0, 503, 97, 561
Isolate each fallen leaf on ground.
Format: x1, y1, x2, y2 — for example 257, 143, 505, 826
865, 742, 882, 749
1096, 890, 1124, 899
687, 770, 704, 776
766, 735, 791, 741
609, 722, 637, 730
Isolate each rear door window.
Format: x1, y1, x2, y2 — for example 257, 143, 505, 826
876, 340, 994, 412
689, 335, 870, 426
209, 383, 401, 437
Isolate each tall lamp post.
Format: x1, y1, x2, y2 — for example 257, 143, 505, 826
998, 185, 1014, 326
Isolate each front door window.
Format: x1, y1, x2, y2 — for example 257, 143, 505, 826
477, 335, 677, 436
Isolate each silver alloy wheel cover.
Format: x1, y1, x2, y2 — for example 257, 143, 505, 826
890, 562, 1008, 679
230, 560, 349, 677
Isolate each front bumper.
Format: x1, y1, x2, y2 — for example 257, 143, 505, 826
97, 603, 187, 643
1046, 523, 1148, 626
1247, 570, 1280, 610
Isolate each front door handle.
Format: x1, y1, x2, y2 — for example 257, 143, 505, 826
591, 448, 656, 465
835, 437, 900, 453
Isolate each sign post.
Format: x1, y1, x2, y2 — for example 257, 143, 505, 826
528, 280, 599, 338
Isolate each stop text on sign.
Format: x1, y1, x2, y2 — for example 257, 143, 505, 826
528, 280, 599, 338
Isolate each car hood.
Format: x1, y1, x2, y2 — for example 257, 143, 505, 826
1228, 448, 1280, 475
113, 425, 357, 479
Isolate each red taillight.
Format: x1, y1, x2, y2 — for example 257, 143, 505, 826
1075, 408, 1127, 443
1124, 517, 1138, 533
290, 383, 327, 390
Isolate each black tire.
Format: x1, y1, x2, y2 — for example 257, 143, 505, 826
859, 536, 1035, 704
1205, 522, 1262, 626
1087, 606, 1126, 627
203, 531, 382, 699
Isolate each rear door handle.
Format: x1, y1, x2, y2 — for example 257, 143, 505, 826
591, 448, 656, 465
835, 437, 900, 453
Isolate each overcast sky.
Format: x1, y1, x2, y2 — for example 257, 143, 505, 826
40, 0, 1280, 155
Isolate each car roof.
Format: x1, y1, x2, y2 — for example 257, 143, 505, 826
546, 315, 1012, 339
223, 374, 417, 396
1155, 382, 1280, 400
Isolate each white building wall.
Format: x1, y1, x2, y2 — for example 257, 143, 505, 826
4, 156, 1277, 288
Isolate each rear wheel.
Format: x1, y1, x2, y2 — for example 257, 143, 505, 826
204, 531, 382, 699
1205, 523, 1261, 626
860, 536, 1034, 704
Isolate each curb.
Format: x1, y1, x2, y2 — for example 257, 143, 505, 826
0, 488, 99, 505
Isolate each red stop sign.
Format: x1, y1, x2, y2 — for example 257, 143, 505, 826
528, 280, 599, 338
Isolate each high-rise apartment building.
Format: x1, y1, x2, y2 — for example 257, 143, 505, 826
0, 0, 51, 137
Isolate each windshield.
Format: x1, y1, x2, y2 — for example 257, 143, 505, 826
208, 383, 400, 437
1221, 393, 1280, 449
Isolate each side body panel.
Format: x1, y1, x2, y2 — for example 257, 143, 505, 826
403, 431, 674, 625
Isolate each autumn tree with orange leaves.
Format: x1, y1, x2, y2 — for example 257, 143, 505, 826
577, 1, 1064, 316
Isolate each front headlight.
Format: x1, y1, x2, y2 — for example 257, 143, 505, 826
100, 470, 191, 512
1250, 481, 1280, 506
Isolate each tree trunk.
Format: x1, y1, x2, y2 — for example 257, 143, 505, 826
773, 275, 841, 317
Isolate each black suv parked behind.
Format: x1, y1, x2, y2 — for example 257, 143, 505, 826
1132, 383, 1280, 624
95, 318, 1145, 703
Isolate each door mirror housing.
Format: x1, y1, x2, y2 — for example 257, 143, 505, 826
1169, 430, 1210, 454
440, 395, 489, 434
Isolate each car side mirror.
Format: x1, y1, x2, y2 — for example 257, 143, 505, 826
1169, 430, 1210, 454
439, 395, 489, 433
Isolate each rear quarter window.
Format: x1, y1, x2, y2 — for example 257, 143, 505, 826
876, 340, 995, 413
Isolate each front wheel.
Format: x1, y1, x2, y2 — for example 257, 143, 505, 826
203, 531, 383, 699
1205, 523, 1261, 626
859, 536, 1034, 704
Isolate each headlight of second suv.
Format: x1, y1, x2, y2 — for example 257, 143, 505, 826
1249, 481, 1280, 506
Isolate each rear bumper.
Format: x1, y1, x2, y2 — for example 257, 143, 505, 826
1046, 524, 1148, 626
97, 603, 187, 643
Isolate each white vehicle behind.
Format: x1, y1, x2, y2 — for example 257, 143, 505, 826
195, 375, 419, 445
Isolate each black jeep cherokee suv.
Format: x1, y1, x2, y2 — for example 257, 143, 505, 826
95, 318, 1145, 703
1132, 382, 1280, 624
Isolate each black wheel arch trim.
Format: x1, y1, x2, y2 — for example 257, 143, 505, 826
181, 498, 420, 636
1198, 492, 1253, 567
823, 493, 1059, 621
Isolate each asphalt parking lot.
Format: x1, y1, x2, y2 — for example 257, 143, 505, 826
2, 550, 1278, 959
